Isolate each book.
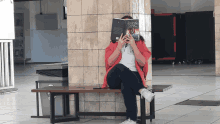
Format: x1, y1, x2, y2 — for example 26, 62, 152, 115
111, 18, 140, 42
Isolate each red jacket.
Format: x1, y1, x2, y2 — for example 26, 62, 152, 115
101, 40, 151, 89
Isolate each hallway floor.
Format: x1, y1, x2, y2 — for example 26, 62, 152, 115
1, 64, 220, 124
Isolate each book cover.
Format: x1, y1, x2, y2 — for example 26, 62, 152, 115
111, 18, 140, 42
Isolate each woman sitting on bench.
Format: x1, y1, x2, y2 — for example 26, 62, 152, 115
101, 15, 155, 124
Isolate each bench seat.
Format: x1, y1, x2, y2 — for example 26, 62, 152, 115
31, 82, 172, 124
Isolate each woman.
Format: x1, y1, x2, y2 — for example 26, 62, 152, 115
101, 15, 155, 124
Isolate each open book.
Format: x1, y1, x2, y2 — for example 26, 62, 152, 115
111, 18, 140, 42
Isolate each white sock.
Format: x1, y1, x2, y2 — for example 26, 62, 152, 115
140, 88, 147, 94
129, 118, 136, 122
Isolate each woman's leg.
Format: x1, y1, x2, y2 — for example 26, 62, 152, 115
117, 64, 145, 121
116, 64, 145, 95
108, 64, 135, 119
107, 64, 145, 121
107, 64, 122, 89
121, 81, 138, 121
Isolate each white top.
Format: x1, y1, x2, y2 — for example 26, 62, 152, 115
119, 44, 137, 72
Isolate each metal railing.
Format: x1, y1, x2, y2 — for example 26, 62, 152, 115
0, 40, 14, 90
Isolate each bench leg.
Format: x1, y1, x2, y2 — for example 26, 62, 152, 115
62, 94, 67, 117
66, 94, 70, 115
150, 93, 155, 122
140, 97, 146, 124
36, 81, 39, 117
75, 93, 79, 118
50, 93, 55, 124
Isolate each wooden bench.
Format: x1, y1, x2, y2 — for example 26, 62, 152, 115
31, 81, 172, 124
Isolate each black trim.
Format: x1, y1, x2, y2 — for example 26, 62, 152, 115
36, 69, 68, 77
63, 6, 67, 20
78, 112, 127, 116
26, 62, 62, 64
36, 80, 68, 83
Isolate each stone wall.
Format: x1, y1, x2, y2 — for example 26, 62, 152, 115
216, 0, 220, 76
67, 0, 152, 119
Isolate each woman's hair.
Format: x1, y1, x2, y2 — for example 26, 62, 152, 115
139, 35, 144, 42
121, 15, 133, 19
111, 15, 145, 43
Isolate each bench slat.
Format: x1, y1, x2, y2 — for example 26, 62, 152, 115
31, 89, 122, 93
31, 85, 172, 93
31, 86, 122, 93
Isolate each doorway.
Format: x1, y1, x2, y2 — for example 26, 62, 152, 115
152, 11, 215, 76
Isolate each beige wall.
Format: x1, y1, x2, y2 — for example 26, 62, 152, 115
14, 0, 68, 62
216, 0, 220, 76
67, 0, 152, 119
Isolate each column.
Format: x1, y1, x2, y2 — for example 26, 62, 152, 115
215, 0, 220, 76
67, 0, 152, 119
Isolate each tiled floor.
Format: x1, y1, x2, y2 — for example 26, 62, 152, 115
1, 64, 220, 124
152, 64, 215, 76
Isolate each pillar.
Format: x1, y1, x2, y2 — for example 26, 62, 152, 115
215, 0, 220, 76
67, 0, 152, 119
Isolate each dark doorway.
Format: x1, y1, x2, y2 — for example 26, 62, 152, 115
185, 11, 215, 63
151, 14, 176, 61
152, 11, 215, 76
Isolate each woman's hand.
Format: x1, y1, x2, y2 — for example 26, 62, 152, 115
125, 32, 136, 48
117, 33, 128, 50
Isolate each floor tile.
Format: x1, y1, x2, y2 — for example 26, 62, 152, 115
190, 95, 220, 101
0, 110, 16, 115
186, 110, 220, 117
152, 64, 215, 76
145, 119, 170, 124
8, 108, 39, 116
10, 118, 50, 124
154, 113, 183, 120
58, 119, 93, 124
0, 120, 10, 124
204, 89, 220, 95
167, 120, 210, 124
0, 114, 27, 122
212, 119, 220, 124
173, 114, 220, 122
155, 94, 189, 105
177, 91, 204, 97
83, 119, 125, 124
155, 105, 202, 115
154, 93, 175, 99
155, 104, 170, 111
199, 106, 220, 111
